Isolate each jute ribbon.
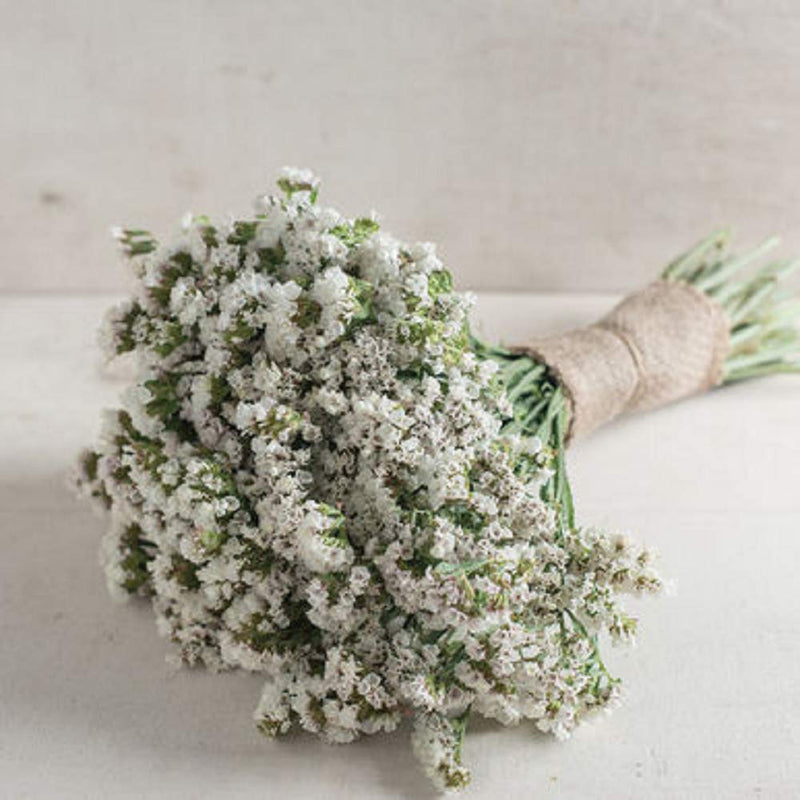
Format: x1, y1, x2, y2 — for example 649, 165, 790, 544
517, 281, 730, 442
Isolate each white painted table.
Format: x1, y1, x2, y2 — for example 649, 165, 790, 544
2, 293, 799, 799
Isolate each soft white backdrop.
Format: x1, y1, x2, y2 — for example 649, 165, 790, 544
4, 4, 800, 798
4, 0, 800, 293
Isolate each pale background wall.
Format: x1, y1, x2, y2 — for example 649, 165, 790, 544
4, 0, 800, 293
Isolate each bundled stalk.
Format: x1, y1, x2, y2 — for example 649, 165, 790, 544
479, 230, 800, 531
74, 172, 800, 792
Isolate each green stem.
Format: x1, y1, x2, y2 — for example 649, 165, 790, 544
662, 231, 800, 383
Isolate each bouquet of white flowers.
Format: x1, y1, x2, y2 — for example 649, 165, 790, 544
75, 170, 800, 791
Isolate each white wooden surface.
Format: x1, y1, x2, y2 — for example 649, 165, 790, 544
5, 0, 800, 294
1, 293, 799, 799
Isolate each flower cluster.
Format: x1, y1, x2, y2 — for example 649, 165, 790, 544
76, 169, 661, 792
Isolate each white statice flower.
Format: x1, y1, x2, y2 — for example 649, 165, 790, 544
295, 505, 354, 573
75, 171, 661, 793
412, 712, 471, 792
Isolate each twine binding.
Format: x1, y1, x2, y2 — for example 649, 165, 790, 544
517, 280, 730, 441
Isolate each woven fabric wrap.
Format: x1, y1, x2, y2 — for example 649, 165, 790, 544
521, 281, 730, 441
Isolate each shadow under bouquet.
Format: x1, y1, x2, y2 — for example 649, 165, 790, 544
75, 169, 800, 792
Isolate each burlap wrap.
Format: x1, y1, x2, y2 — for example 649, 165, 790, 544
518, 280, 730, 441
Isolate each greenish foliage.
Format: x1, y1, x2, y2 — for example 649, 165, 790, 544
346, 276, 376, 333
277, 176, 318, 202
256, 241, 286, 273
329, 217, 380, 248
428, 269, 453, 300
116, 228, 157, 256
226, 220, 259, 246
115, 304, 145, 354
293, 296, 322, 328
120, 523, 155, 593
149, 251, 196, 308
144, 374, 182, 419
170, 554, 201, 591
663, 230, 800, 382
